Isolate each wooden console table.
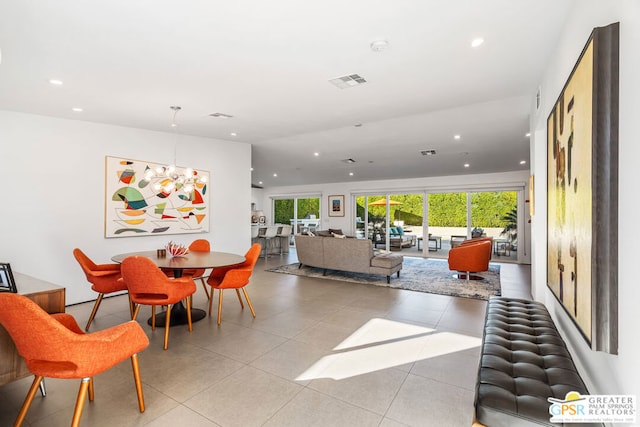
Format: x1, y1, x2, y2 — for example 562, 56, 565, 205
0, 272, 66, 386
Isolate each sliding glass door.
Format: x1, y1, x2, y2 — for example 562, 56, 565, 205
354, 193, 423, 252
273, 196, 320, 234
353, 189, 521, 262
427, 192, 467, 255
470, 191, 517, 260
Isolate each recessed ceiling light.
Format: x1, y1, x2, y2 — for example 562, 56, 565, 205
230, 132, 237, 136
370, 39, 389, 52
471, 38, 484, 48
454, 134, 461, 140
71, 107, 83, 112
464, 163, 470, 168
258, 181, 263, 185
250, 167, 254, 171
520, 160, 527, 165
349, 172, 354, 176
49, 79, 63, 85
273, 173, 277, 177
314, 152, 319, 157
526, 132, 531, 137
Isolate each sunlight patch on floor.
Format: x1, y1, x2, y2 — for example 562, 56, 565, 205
296, 318, 481, 381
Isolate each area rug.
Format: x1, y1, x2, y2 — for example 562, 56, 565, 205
266, 257, 501, 300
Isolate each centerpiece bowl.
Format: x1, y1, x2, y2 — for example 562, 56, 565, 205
166, 241, 189, 257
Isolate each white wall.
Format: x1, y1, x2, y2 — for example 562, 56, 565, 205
0, 111, 251, 304
261, 170, 531, 262
531, 0, 639, 399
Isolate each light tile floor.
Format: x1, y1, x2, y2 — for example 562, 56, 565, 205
0, 251, 531, 427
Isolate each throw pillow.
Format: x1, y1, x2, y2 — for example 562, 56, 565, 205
332, 233, 347, 239
397, 227, 405, 236
328, 228, 344, 235
307, 230, 315, 237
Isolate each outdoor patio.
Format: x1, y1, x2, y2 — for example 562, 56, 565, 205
367, 226, 518, 263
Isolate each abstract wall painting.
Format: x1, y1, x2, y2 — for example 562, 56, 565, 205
546, 23, 618, 354
105, 156, 210, 238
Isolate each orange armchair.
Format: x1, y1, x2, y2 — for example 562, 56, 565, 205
0, 293, 148, 427
448, 240, 492, 282
121, 256, 196, 350
162, 239, 212, 298
73, 248, 132, 331
206, 243, 261, 325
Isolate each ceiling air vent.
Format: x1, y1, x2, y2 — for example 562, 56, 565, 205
329, 74, 367, 89
420, 149, 437, 156
208, 112, 234, 118
341, 158, 356, 164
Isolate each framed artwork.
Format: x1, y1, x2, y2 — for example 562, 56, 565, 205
547, 22, 618, 354
0, 263, 17, 293
328, 195, 345, 217
258, 216, 266, 224
105, 156, 210, 238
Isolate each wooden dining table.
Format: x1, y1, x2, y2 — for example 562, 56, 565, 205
111, 250, 245, 327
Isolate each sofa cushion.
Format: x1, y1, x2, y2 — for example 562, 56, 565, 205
371, 253, 403, 269
328, 228, 344, 235
316, 230, 333, 237
396, 227, 405, 236
333, 233, 347, 239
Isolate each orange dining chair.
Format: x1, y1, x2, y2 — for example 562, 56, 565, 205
0, 293, 148, 427
206, 243, 261, 325
121, 256, 196, 350
162, 238, 212, 299
73, 248, 132, 331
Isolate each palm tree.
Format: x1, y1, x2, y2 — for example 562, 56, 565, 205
500, 207, 517, 246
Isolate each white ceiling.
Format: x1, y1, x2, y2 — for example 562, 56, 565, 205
0, 1, 573, 187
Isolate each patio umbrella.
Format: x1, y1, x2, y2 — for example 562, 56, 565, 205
368, 199, 403, 206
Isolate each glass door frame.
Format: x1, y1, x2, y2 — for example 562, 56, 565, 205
352, 184, 526, 263
271, 193, 321, 234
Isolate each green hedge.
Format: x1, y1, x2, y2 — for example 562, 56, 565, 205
275, 192, 516, 229
355, 192, 516, 228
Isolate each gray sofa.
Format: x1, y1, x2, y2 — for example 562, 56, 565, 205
294, 234, 403, 283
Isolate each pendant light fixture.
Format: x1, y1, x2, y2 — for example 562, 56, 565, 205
143, 106, 207, 194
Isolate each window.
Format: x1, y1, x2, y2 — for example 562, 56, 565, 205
273, 196, 320, 234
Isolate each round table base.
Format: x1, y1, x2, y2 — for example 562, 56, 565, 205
147, 302, 207, 327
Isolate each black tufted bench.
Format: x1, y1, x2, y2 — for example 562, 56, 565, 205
473, 297, 598, 427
